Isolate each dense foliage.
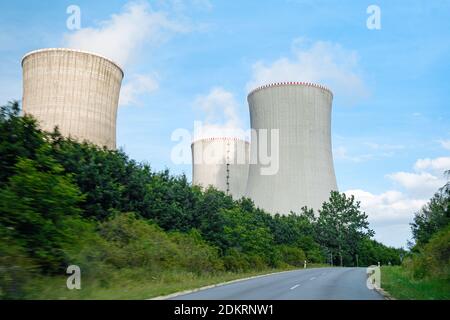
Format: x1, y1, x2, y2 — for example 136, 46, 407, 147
0, 102, 404, 299
411, 179, 449, 247
402, 178, 450, 281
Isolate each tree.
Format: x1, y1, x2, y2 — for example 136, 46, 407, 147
0, 156, 86, 272
357, 237, 404, 267
0, 101, 46, 186
221, 208, 275, 264
193, 187, 233, 250
316, 191, 374, 266
411, 179, 449, 246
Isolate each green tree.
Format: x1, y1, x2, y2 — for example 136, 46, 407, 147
0, 156, 86, 272
316, 191, 374, 266
357, 237, 404, 267
411, 178, 449, 247
221, 208, 275, 265
0, 101, 46, 186
193, 187, 233, 251
276, 245, 306, 267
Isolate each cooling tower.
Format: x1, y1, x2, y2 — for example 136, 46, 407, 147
22, 48, 124, 149
245, 82, 338, 214
192, 137, 250, 199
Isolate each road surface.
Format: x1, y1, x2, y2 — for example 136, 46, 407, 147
171, 268, 384, 300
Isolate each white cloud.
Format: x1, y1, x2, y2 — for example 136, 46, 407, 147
345, 188, 426, 247
119, 74, 159, 106
333, 140, 405, 164
438, 139, 450, 150
371, 224, 414, 249
346, 155, 449, 247
414, 157, 450, 174
387, 171, 446, 198
383, 156, 450, 198
63, 1, 192, 108
63, 1, 188, 67
193, 87, 246, 139
346, 189, 426, 223
247, 38, 368, 104
334, 146, 373, 163
155, 0, 213, 12
364, 142, 405, 151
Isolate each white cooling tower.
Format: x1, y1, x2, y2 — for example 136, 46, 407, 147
192, 137, 250, 199
22, 48, 124, 149
245, 82, 338, 214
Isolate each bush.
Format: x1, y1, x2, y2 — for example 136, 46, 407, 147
96, 213, 181, 270
169, 230, 224, 273
0, 157, 86, 273
276, 245, 306, 267
403, 226, 450, 280
305, 247, 326, 264
222, 249, 251, 272
246, 254, 268, 271
419, 226, 450, 279
0, 230, 36, 299
76, 213, 225, 275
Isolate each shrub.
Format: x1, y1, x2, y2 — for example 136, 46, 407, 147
222, 249, 251, 272
0, 231, 36, 299
403, 226, 450, 280
0, 157, 86, 273
96, 213, 180, 270
421, 226, 450, 279
276, 245, 306, 267
169, 230, 224, 273
305, 247, 326, 264
245, 254, 268, 271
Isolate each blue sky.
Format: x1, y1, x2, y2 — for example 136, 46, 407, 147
1, 0, 449, 247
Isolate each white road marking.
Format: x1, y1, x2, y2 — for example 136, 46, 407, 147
310, 277, 316, 280
290, 284, 300, 290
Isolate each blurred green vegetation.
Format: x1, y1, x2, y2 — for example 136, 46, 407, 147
381, 171, 449, 300
382, 265, 450, 300
0, 101, 405, 299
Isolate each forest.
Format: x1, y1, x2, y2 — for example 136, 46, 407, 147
0, 101, 408, 299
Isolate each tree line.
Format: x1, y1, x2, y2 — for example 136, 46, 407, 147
404, 174, 449, 281
0, 101, 405, 299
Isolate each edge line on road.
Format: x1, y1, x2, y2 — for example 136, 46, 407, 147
149, 268, 324, 300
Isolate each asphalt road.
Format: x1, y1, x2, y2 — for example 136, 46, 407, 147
171, 268, 384, 300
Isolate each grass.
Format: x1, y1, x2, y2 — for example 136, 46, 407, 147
23, 264, 330, 300
381, 266, 450, 300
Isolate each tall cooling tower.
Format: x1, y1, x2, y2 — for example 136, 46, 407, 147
192, 137, 250, 199
22, 48, 124, 149
245, 82, 338, 214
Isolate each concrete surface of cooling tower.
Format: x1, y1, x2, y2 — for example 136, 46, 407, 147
192, 138, 250, 199
22, 48, 124, 149
245, 82, 338, 214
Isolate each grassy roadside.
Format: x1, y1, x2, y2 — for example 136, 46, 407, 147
381, 266, 450, 300
23, 265, 327, 300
